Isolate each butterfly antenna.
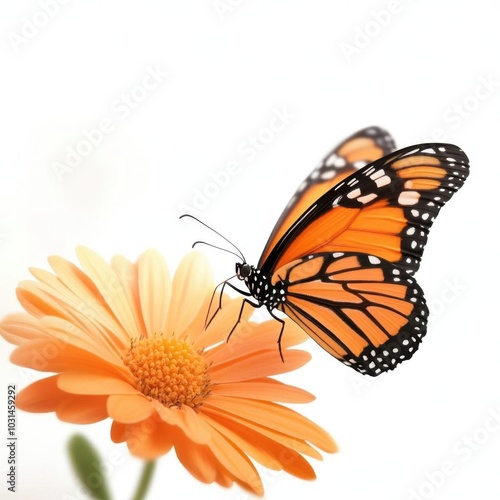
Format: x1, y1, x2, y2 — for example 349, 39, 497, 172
180, 214, 246, 262
192, 241, 242, 261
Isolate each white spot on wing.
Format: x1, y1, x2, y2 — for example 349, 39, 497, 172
347, 188, 361, 199
370, 169, 385, 180
358, 193, 377, 204
375, 175, 391, 187
320, 170, 336, 180
398, 191, 421, 206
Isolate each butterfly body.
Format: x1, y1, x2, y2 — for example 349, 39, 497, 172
212, 127, 469, 376
235, 262, 287, 310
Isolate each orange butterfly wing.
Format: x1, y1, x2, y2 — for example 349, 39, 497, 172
227, 132, 468, 375
258, 126, 396, 267
261, 143, 469, 277
273, 252, 427, 375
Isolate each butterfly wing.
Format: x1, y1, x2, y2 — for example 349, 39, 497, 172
261, 143, 469, 276
258, 127, 396, 267
273, 252, 428, 376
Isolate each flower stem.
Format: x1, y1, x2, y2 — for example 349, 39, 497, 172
131, 461, 156, 500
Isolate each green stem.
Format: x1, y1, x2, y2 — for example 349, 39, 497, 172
131, 460, 157, 500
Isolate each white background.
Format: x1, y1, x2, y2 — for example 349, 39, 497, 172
0, 1, 499, 499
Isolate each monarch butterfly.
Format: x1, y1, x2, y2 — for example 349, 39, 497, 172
186, 127, 470, 376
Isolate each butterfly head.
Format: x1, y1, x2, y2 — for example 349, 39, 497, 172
235, 262, 253, 281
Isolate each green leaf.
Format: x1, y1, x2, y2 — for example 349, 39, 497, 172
67, 434, 112, 500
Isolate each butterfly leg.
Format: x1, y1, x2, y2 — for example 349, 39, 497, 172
205, 280, 251, 328
227, 297, 261, 343
268, 309, 286, 362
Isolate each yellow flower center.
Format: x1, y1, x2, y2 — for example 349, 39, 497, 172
123, 337, 210, 408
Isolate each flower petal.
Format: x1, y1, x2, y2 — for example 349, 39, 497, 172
194, 297, 251, 349
209, 349, 311, 383
0, 313, 49, 345
201, 404, 324, 460
153, 402, 212, 444
57, 371, 138, 395
166, 252, 213, 339
38, 316, 124, 368
56, 395, 109, 423
204, 395, 337, 453
205, 318, 308, 364
111, 419, 174, 460
204, 422, 263, 495
107, 394, 154, 423
10, 339, 132, 380
110, 255, 147, 336
211, 378, 315, 403
201, 412, 317, 479
137, 249, 171, 337
16, 281, 125, 354
76, 247, 136, 344
16, 375, 63, 412
172, 427, 218, 484
28, 263, 129, 350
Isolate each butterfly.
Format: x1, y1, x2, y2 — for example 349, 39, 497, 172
188, 127, 469, 376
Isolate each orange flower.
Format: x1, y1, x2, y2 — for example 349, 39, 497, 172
0, 248, 336, 495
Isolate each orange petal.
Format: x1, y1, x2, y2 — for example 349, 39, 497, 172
199, 412, 279, 471
153, 402, 212, 444
209, 349, 311, 383
210, 378, 315, 403
30, 260, 109, 327
193, 296, 247, 349
17, 282, 76, 320
204, 423, 263, 495
56, 395, 109, 423
16, 375, 63, 412
10, 339, 131, 380
0, 314, 49, 345
176, 405, 213, 444
107, 394, 154, 423
202, 404, 323, 460
172, 427, 218, 484
110, 255, 147, 336
137, 249, 171, 337
38, 256, 131, 350
201, 412, 317, 479
205, 318, 308, 364
75, 247, 135, 344
204, 396, 337, 453
111, 418, 174, 460
57, 372, 138, 395
46, 255, 100, 300
166, 252, 213, 339
38, 316, 125, 369
16, 283, 124, 352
